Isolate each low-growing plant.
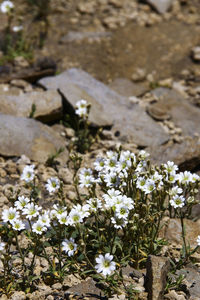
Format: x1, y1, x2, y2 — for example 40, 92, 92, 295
0, 101, 200, 297
63, 99, 101, 154
0, 1, 33, 63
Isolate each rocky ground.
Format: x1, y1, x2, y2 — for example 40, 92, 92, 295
1, 0, 200, 299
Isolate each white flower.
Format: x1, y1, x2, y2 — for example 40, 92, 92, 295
168, 186, 183, 197
143, 179, 155, 194
103, 171, 120, 188
197, 235, 200, 246
94, 158, 106, 172
170, 195, 185, 208
0, 0, 14, 13
103, 189, 121, 202
21, 165, 35, 182
111, 216, 128, 229
115, 159, 129, 173
106, 151, 118, 160
163, 161, 178, 174
80, 168, 93, 177
0, 240, 5, 251
166, 172, 178, 184
120, 150, 135, 167
62, 238, 77, 256
103, 189, 122, 209
12, 219, 25, 231
50, 205, 66, 219
191, 173, 200, 183
86, 198, 102, 212
13, 25, 23, 32
57, 212, 68, 225
2, 207, 19, 224
121, 195, 134, 210
22, 203, 41, 220
105, 157, 118, 172
81, 204, 91, 218
45, 177, 60, 194
138, 150, 150, 160
32, 220, 47, 235
15, 195, 30, 210
75, 99, 89, 118
115, 204, 129, 219
38, 211, 51, 227
68, 210, 83, 225
95, 253, 116, 276
136, 177, 146, 191
79, 174, 95, 188
151, 171, 163, 183
177, 171, 193, 185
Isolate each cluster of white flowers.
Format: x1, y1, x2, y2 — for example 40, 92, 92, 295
0, 152, 200, 278
75, 99, 90, 119
79, 168, 96, 188
78, 150, 200, 232
163, 162, 199, 209
0, 0, 14, 13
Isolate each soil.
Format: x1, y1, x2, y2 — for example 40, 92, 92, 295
1, 0, 200, 83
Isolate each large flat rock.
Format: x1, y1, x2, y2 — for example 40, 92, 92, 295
108, 77, 149, 97
147, 137, 200, 171
0, 89, 62, 122
39, 68, 169, 147
150, 88, 200, 138
0, 114, 68, 163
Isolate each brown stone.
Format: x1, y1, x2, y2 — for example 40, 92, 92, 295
0, 114, 68, 163
145, 255, 170, 300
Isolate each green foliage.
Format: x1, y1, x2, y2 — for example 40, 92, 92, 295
63, 102, 101, 154
165, 273, 185, 292
29, 104, 36, 119
45, 147, 65, 167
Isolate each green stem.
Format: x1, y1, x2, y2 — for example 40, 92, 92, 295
110, 228, 116, 255
180, 212, 188, 260
77, 225, 94, 270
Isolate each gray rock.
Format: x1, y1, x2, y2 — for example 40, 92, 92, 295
65, 278, 103, 299
147, 137, 200, 171
151, 88, 200, 138
58, 167, 73, 184
160, 218, 200, 248
60, 31, 112, 43
0, 114, 68, 163
145, 255, 170, 300
164, 290, 186, 300
10, 291, 26, 300
146, 104, 171, 121
176, 267, 200, 298
39, 68, 169, 147
0, 90, 62, 122
146, 0, 173, 14
108, 78, 149, 97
